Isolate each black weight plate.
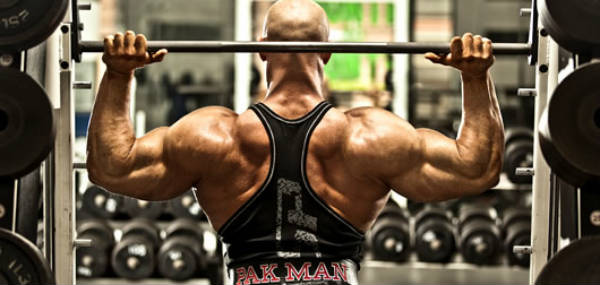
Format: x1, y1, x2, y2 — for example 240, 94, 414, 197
123, 198, 165, 220
535, 236, 600, 284
539, 62, 600, 186
504, 140, 534, 184
502, 207, 531, 230
0, 68, 54, 178
158, 236, 205, 281
370, 218, 410, 262
166, 219, 204, 240
505, 127, 533, 147
0, 0, 68, 51
169, 191, 204, 220
415, 219, 456, 263
0, 228, 54, 284
459, 220, 501, 265
505, 221, 530, 268
414, 207, 452, 229
111, 238, 156, 280
81, 186, 123, 219
540, 0, 600, 54
121, 219, 160, 247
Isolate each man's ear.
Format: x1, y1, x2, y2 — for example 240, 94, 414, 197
258, 36, 267, 61
321, 53, 332, 65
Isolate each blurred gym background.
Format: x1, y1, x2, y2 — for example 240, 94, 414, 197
72, 1, 535, 284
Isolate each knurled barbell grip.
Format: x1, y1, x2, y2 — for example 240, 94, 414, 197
79, 41, 532, 55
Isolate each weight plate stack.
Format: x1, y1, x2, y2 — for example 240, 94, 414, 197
111, 219, 160, 280
458, 205, 502, 265
76, 220, 115, 278
414, 207, 456, 263
158, 219, 207, 281
368, 206, 411, 262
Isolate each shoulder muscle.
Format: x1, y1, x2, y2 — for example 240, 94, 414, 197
164, 106, 238, 173
343, 107, 423, 180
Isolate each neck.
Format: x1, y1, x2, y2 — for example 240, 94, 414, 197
264, 54, 325, 105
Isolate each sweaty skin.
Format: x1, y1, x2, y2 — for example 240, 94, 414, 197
87, 0, 504, 233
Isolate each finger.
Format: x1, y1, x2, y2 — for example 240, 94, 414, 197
462, 33, 473, 59
473, 35, 483, 57
124, 31, 136, 52
103, 36, 114, 54
149, 49, 168, 63
482, 38, 493, 59
425, 52, 445, 64
450, 36, 462, 61
113, 33, 124, 50
134, 34, 147, 56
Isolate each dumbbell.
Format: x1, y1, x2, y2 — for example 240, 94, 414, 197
169, 190, 204, 220
123, 197, 165, 220
503, 207, 531, 268
111, 219, 160, 280
158, 219, 207, 281
76, 220, 115, 278
458, 205, 502, 265
368, 205, 410, 262
81, 185, 123, 219
414, 207, 456, 263
504, 128, 534, 184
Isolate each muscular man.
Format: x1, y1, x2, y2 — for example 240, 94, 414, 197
87, 0, 503, 283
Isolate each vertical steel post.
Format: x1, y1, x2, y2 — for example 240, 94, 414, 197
54, 2, 76, 282
529, 8, 559, 282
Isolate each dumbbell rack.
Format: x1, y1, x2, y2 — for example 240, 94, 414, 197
43, 2, 559, 285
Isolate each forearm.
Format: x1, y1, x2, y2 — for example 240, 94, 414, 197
87, 70, 137, 177
456, 72, 504, 179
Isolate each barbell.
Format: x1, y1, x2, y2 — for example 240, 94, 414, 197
78, 41, 533, 56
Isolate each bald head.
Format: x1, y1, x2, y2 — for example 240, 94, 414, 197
263, 0, 329, 42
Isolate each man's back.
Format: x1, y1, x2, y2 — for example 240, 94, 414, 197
193, 101, 391, 233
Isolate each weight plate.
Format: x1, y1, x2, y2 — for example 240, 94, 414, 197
121, 219, 160, 248
505, 127, 533, 147
0, 228, 54, 284
459, 220, 501, 265
123, 198, 165, 220
539, 62, 600, 186
0, 68, 54, 178
81, 186, 123, 219
505, 221, 530, 268
169, 191, 204, 220
415, 219, 456, 263
504, 140, 533, 184
111, 239, 156, 280
0, 0, 68, 51
158, 236, 205, 281
536, 236, 600, 284
369, 218, 410, 262
540, 0, 600, 54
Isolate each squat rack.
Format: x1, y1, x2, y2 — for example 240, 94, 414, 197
46, 1, 557, 284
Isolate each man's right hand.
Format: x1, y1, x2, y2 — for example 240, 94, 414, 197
425, 33, 494, 80
102, 31, 168, 76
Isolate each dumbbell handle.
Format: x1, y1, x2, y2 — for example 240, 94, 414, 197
513, 245, 532, 255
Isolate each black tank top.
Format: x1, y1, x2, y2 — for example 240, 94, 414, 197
218, 102, 364, 285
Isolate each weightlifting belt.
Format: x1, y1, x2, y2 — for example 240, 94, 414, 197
228, 259, 359, 285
